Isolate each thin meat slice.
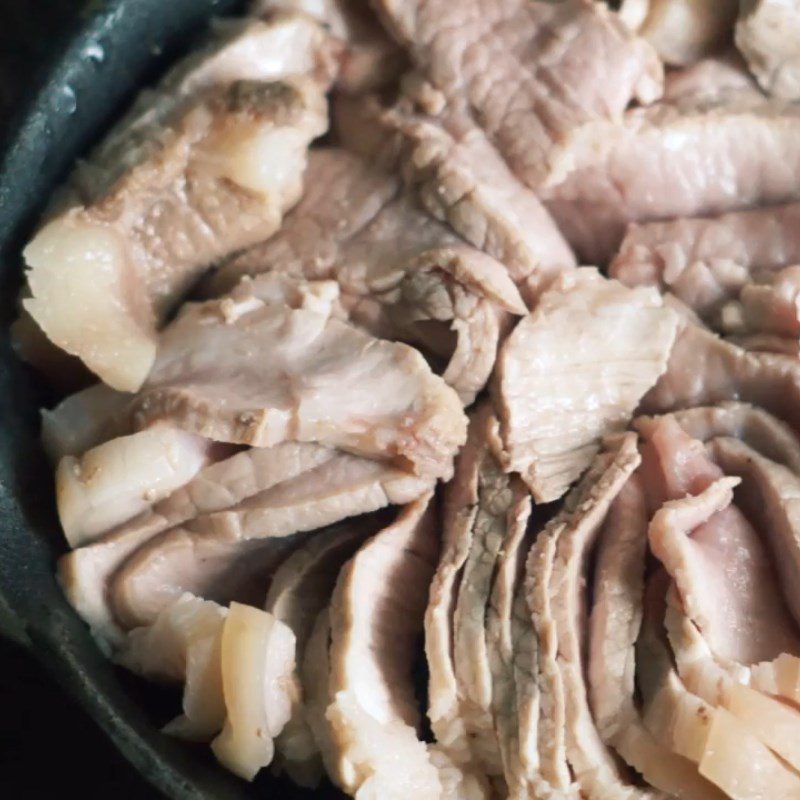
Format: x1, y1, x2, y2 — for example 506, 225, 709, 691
264, 519, 373, 788
371, 0, 662, 189
324, 496, 441, 799
117, 593, 228, 741
56, 427, 212, 547
255, 0, 406, 93
109, 452, 428, 628
24, 71, 328, 391
710, 436, 800, 628
663, 52, 759, 104
528, 433, 646, 799
542, 95, 800, 264
736, 0, 800, 99
131, 274, 465, 481
58, 442, 409, 642
424, 411, 494, 796
611, 201, 800, 323
642, 315, 800, 434
495, 269, 678, 503
206, 149, 525, 404
450, 408, 528, 781
210, 602, 296, 781
336, 99, 577, 297
642, 418, 800, 666
485, 494, 531, 798
41, 383, 131, 462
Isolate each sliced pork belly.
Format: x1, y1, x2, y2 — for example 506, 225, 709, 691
495, 269, 677, 503
322, 496, 441, 799
264, 519, 372, 788
56, 427, 212, 547
736, 0, 800, 99
109, 452, 427, 629
643, 314, 800, 434
611, 201, 800, 323
542, 95, 800, 264
627, 0, 738, 66
132, 274, 466, 479
206, 149, 525, 404
118, 592, 228, 741
41, 383, 131, 462
371, 0, 662, 189
23, 15, 334, 391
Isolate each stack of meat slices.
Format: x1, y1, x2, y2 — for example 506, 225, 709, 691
18, 0, 800, 798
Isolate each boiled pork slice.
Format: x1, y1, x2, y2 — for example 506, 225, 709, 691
620, 0, 738, 66
494, 269, 678, 503
642, 312, 800, 434
131, 274, 466, 480
371, 0, 662, 189
611, 201, 800, 323
526, 433, 654, 799
542, 92, 800, 264
56, 427, 212, 547
264, 519, 374, 788
22, 14, 334, 391
736, 0, 800, 99
662, 51, 760, 104
108, 452, 428, 629
431, 405, 531, 786
320, 495, 441, 799
205, 148, 526, 404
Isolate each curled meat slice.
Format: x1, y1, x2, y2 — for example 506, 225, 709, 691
371, 0, 662, 189
323, 496, 441, 799
495, 269, 677, 503
206, 149, 525, 404
131, 274, 466, 481
22, 14, 334, 390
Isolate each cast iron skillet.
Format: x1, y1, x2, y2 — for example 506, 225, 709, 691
0, 2, 338, 797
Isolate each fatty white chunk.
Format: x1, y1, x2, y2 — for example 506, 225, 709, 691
211, 602, 296, 781
56, 427, 210, 547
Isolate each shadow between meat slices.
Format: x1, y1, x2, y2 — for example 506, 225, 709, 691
611, 203, 800, 326
204, 148, 526, 404
108, 451, 428, 630
494, 269, 678, 504
21, 13, 336, 391
130, 273, 466, 481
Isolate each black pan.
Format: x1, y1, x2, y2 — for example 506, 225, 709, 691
0, 2, 337, 796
